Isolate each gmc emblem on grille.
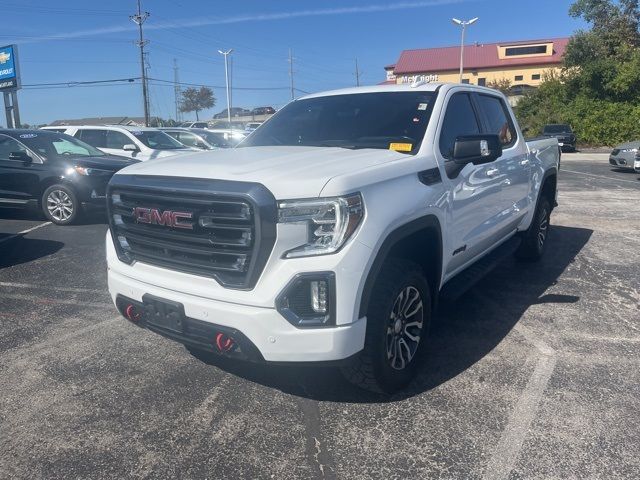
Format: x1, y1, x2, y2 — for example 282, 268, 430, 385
133, 207, 194, 230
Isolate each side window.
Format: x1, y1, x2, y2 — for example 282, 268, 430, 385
177, 132, 198, 147
105, 131, 131, 149
0, 135, 28, 161
439, 93, 481, 159
77, 129, 107, 149
477, 94, 517, 147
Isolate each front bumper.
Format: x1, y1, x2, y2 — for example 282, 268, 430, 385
609, 154, 636, 170
108, 268, 367, 363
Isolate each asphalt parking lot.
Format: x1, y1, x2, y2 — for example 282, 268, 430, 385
0, 153, 638, 479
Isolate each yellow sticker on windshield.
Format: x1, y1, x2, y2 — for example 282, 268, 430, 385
389, 143, 413, 152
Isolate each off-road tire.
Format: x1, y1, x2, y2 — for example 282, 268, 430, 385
515, 197, 551, 262
341, 259, 431, 394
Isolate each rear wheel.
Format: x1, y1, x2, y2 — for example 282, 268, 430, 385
42, 185, 81, 225
515, 197, 551, 262
341, 260, 431, 393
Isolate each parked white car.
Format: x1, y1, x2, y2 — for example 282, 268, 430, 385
40, 125, 197, 161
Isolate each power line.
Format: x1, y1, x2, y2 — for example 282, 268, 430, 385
23, 78, 139, 87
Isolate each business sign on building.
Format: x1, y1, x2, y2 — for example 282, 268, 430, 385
399, 73, 439, 84
0, 45, 20, 91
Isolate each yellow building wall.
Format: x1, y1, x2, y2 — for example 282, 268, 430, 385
395, 64, 561, 87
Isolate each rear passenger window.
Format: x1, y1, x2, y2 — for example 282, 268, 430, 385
439, 93, 480, 159
77, 129, 107, 149
105, 131, 131, 149
477, 95, 516, 147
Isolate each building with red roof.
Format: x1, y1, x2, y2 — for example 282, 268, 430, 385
383, 38, 568, 90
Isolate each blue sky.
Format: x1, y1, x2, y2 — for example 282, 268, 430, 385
4, 0, 586, 125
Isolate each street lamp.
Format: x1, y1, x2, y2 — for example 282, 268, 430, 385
451, 17, 478, 83
218, 49, 233, 125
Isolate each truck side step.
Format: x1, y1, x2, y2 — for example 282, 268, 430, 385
439, 236, 521, 303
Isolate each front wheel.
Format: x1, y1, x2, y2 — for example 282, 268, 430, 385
515, 197, 551, 262
42, 185, 81, 225
341, 260, 431, 393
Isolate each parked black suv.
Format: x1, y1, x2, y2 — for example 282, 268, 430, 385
543, 124, 576, 152
0, 129, 137, 225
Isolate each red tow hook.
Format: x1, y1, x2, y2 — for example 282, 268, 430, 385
124, 304, 142, 322
215, 333, 235, 352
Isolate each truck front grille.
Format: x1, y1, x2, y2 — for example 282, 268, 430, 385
107, 175, 277, 289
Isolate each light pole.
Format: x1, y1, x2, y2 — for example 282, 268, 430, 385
218, 49, 233, 125
451, 17, 478, 83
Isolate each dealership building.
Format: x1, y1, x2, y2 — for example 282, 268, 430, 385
383, 37, 568, 94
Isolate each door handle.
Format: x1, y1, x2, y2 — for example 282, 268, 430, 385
486, 168, 499, 177
520, 159, 530, 166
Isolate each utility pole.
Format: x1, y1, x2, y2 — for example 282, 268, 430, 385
451, 17, 479, 83
218, 49, 233, 125
173, 58, 180, 122
355, 58, 361, 87
131, 0, 150, 126
288, 48, 295, 100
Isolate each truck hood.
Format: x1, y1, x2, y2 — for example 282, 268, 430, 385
115, 146, 410, 198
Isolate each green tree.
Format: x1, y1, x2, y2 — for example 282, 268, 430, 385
179, 87, 215, 120
515, 0, 640, 145
486, 78, 512, 94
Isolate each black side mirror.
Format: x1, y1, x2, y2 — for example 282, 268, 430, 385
9, 151, 32, 162
453, 134, 502, 166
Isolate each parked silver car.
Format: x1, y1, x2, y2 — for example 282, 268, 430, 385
609, 141, 640, 171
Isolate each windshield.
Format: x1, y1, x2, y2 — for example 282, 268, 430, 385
544, 124, 572, 134
131, 130, 185, 150
240, 92, 436, 153
16, 131, 105, 160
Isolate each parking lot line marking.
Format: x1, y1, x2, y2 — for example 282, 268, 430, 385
479, 295, 558, 480
562, 169, 640, 185
0, 221, 52, 245
0, 281, 105, 295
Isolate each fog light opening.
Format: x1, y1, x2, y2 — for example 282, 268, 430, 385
215, 333, 235, 352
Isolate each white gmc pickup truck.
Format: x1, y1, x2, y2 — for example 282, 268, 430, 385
106, 83, 559, 393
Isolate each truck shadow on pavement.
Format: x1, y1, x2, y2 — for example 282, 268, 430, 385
0, 236, 64, 269
190, 225, 593, 403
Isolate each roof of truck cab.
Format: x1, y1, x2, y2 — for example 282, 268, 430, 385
300, 82, 503, 99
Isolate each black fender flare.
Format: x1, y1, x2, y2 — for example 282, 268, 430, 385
358, 215, 443, 318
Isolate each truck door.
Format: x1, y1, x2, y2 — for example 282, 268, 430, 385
474, 93, 530, 230
437, 91, 507, 277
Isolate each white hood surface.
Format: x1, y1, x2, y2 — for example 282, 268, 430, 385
115, 146, 410, 198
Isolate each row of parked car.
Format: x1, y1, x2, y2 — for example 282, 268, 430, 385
212, 106, 275, 119
41, 124, 250, 161
542, 123, 640, 173
0, 121, 261, 225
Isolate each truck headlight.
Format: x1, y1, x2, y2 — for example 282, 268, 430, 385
278, 193, 364, 258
